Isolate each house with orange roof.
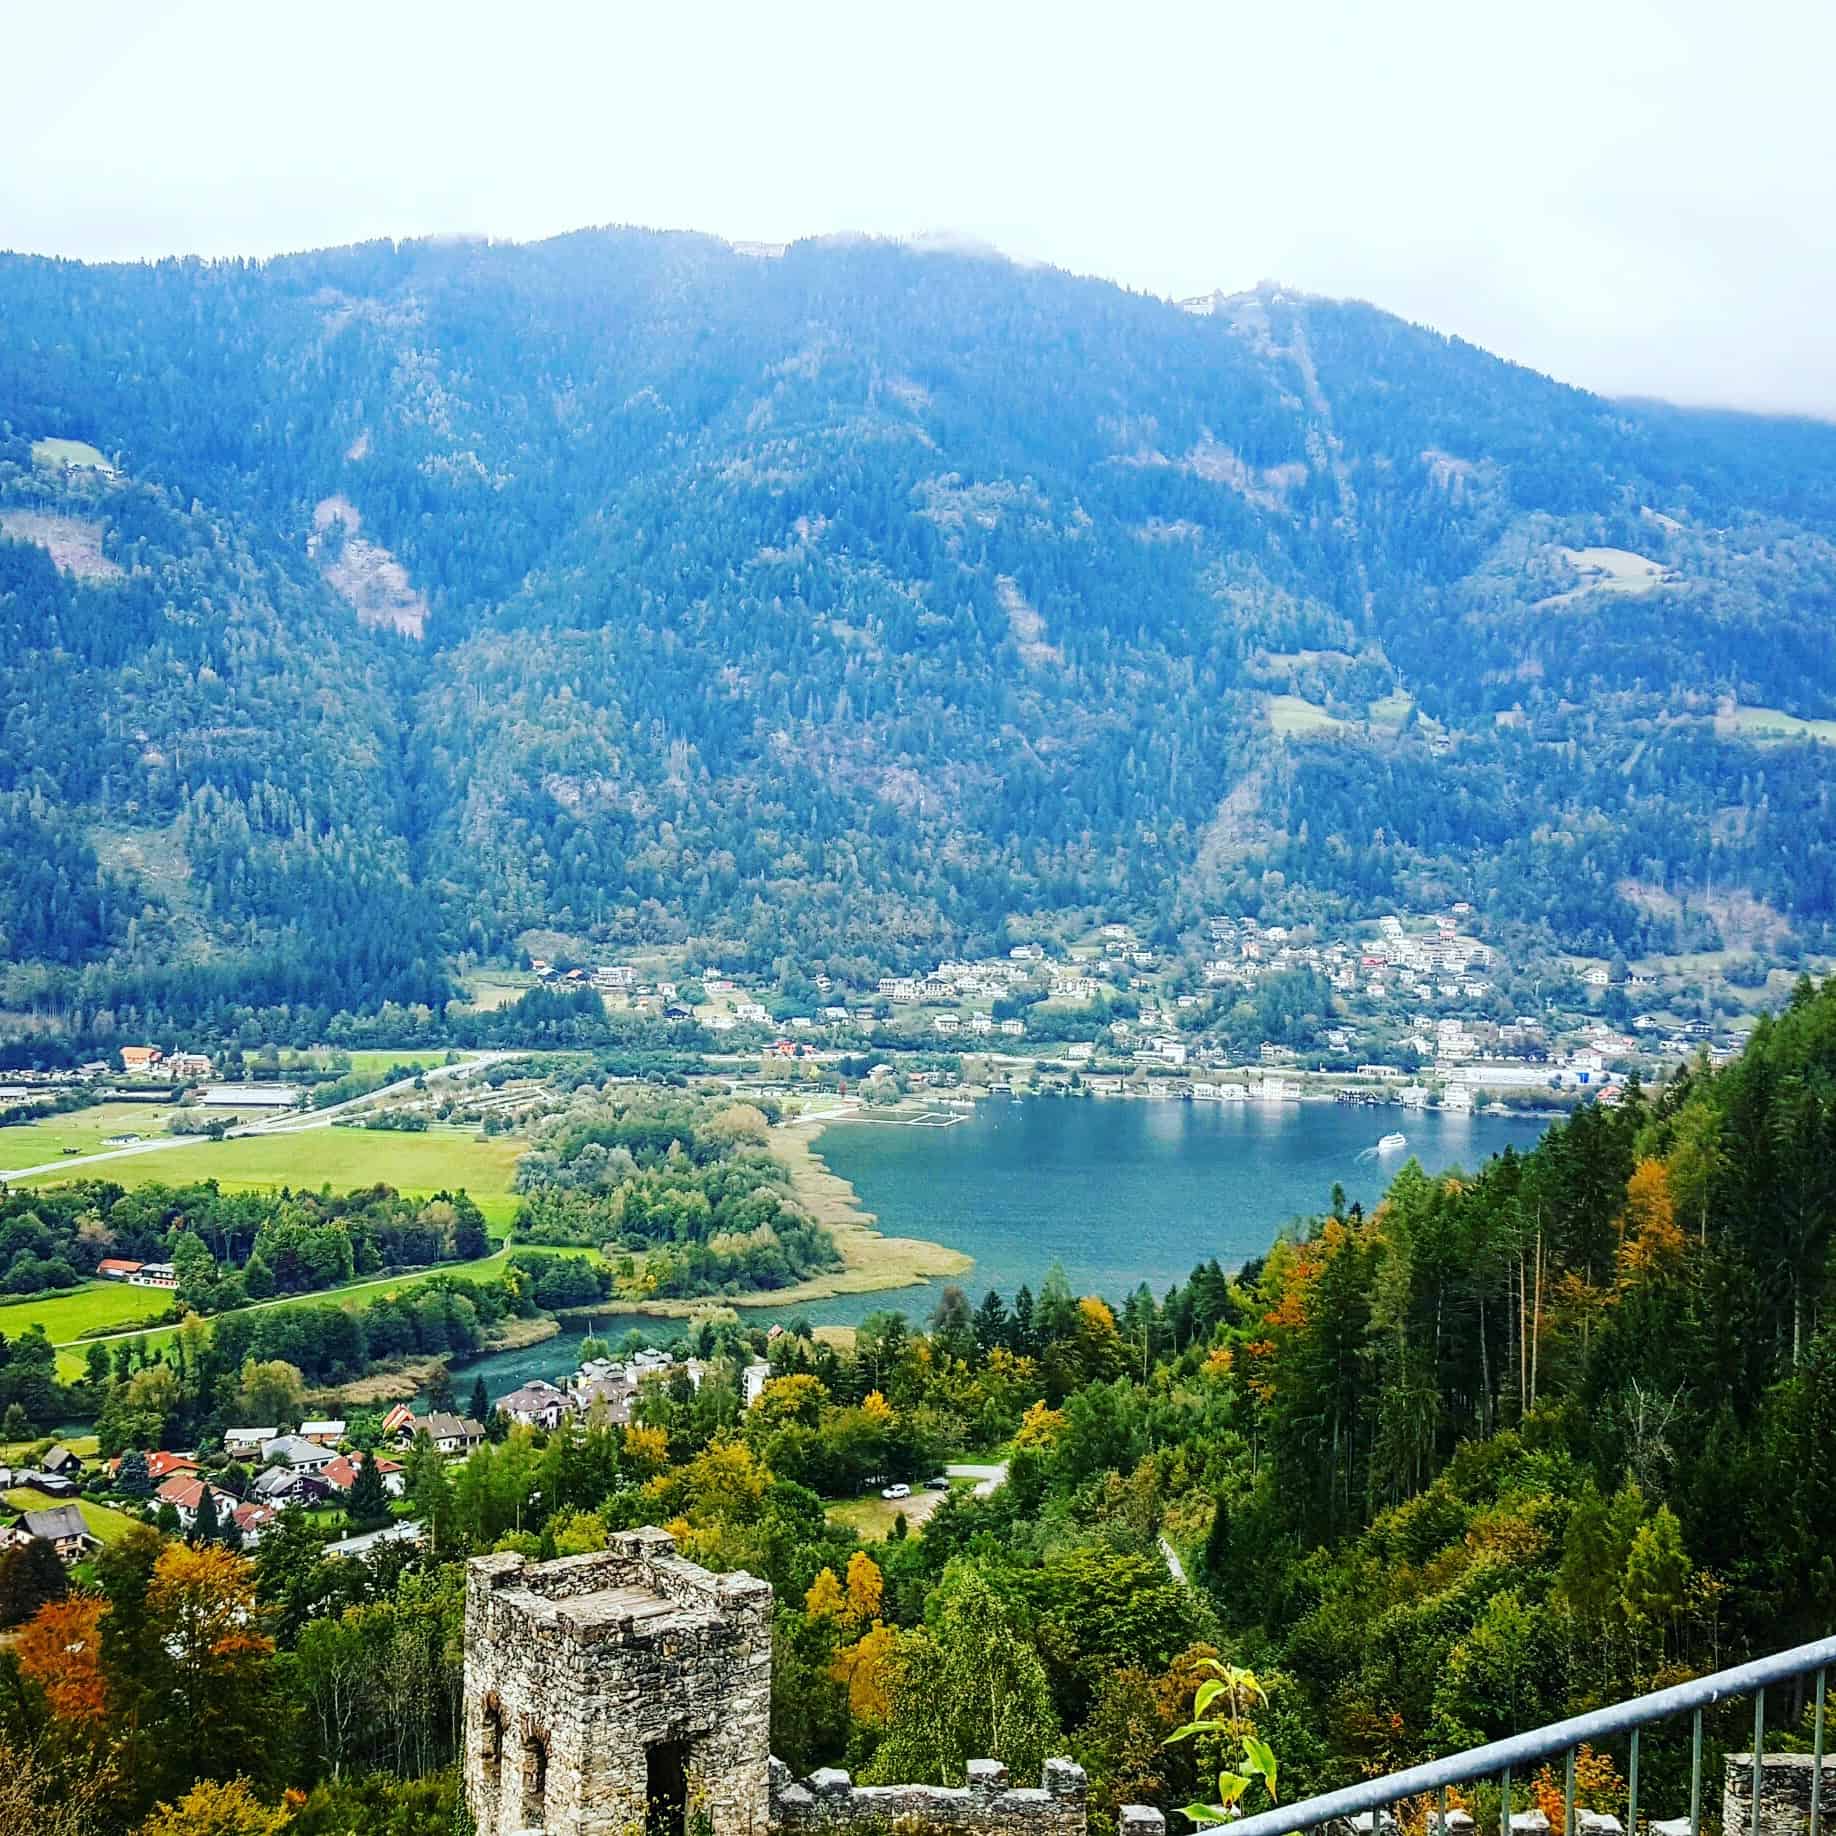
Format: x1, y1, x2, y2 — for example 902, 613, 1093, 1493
154, 1472, 237, 1531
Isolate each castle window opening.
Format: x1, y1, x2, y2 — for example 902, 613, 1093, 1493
481, 1697, 503, 1781
521, 1728, 548, 1827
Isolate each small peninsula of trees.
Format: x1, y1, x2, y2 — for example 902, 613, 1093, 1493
510, 1094, 840, 1298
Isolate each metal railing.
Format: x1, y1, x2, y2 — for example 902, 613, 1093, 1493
1224, 1636, 1836, 1836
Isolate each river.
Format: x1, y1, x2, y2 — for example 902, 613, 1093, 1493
436, 1096, 1550, 1403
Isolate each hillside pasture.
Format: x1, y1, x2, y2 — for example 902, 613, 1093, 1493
1267, 694, 1350, 737
30, 437, 111, 471
5, 1486, 141, 1545
460, 970, 537, 1011
1715, 703, 1836, 744
1539, 545, 1676, 607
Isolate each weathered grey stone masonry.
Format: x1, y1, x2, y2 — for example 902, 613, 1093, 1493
464, 1529, 774, 1836
1724, 1752, 1836, 1836
464, 1531, 1164, 1836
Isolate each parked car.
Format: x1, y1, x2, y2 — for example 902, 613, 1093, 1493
879, 1483, 911, 1500
924, 1475, 950, 1490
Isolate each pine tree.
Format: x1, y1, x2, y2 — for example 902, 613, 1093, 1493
117, 1449, 152, 1498
1203, 1494, 1231, 1583
468, 1376, 490, 1426
190, 1483, 221, 1547
346, 1452, 389, 1528
973, 1290, 1008, 1357
1010, 1285, 1037, 1357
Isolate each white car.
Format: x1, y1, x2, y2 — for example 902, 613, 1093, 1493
879, 1483, 911, 1500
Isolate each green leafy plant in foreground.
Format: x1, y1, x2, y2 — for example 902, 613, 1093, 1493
1166, 1659, 1280, 1825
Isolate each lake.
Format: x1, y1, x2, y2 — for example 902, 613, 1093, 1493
438, 1096, 1550, 1402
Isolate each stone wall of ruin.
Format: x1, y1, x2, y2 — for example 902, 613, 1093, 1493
769, 1756, 1166, 1836
1724, 1753, 1836, 1836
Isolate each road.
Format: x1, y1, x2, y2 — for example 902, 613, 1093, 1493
945, 1461, 1008, 1497
0, 1052, 515, 1183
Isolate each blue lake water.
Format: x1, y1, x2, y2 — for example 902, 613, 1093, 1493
441, 1097, 1550, 1401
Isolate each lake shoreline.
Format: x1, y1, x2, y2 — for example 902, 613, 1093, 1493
307, 1312, 561, 1408
583, 1118, 973, 1324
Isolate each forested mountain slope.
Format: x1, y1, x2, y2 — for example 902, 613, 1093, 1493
3, 230, 1835, 1033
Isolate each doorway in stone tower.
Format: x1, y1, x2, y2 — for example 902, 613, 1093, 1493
645, 1738, 689, 1836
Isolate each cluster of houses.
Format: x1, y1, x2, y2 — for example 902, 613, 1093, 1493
0, 1403, 504, 1572
492, 1347, 771, 1432
115, 1045, 216, 1082
531, 958, 694, 1021
1202, 909, 1494, 1004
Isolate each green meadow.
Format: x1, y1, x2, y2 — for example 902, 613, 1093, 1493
5, 1120, 530, 1376
13, 1122, 525, 1222
4, 1486, 141, 1545
30, 437, 110, 470
0, 1100, 192, 1169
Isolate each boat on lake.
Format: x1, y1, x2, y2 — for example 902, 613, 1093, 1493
1377, 1131, 1408, 1153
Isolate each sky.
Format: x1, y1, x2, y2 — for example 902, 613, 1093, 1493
12, 0, 1836, 416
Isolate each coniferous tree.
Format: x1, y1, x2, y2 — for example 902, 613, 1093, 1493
345, 1453, 389, 1529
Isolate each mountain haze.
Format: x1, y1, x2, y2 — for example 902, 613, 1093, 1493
3, 228, 1835, 1034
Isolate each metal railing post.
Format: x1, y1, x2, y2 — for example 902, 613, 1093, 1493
1814, 1669, 1827, 1836
1752, 1687, 1766, 1836
1689, 1707, 1703, 1836
1628, 1728, 1640, 1836
1565, 1746, 1576, 1836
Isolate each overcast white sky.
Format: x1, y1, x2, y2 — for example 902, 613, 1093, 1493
10, 0, 1835, 415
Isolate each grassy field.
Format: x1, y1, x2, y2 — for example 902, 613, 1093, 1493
1, 1435, 98, 1464
1260, 647, 1355, 670
1368, 691, 1414, 731
304, 1048, 456, 1077
6, 1121, 529, 1376
31, 437, 110, 470
5, 1486, 142, 1545
1716, 703, 1836, 744
42, 1244, 543, 1378
825, 1482, 965, 1540
0, 1100, 190, 1168
1267, 693, 1349, 737
0, 1281, 176, 1349
15, 1122, 525, 1220
460, 971, 536, 1012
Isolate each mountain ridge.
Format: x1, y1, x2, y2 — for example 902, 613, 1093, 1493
2, 225, 1834, 1038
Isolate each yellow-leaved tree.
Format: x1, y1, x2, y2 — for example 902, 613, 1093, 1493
135, 1779, 291, 1836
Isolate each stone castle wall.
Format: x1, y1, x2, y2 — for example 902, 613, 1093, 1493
769, 1756, 1166, 1836
1724, 1753, 1836, 1836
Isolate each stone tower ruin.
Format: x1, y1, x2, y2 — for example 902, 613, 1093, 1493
464, 1529, 1159, 1836
463, 1528, 774, 1836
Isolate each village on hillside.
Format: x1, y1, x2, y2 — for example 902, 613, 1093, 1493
523, 900, 1762, 1115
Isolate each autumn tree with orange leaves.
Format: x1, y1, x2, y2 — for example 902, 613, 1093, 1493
145, 1544, 278, 1790
17, 1597, 109, 1727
